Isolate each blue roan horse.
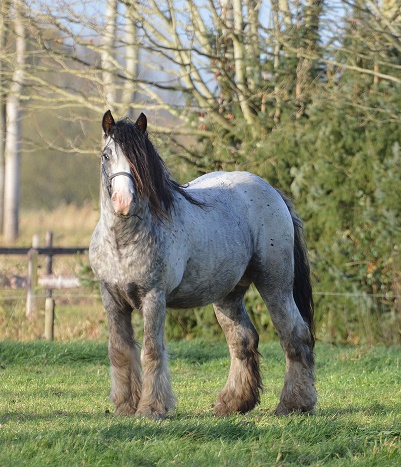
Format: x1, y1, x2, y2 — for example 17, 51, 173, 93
89, 110, 317, 419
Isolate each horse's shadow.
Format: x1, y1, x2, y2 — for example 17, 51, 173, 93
316, 403, 393, 417
1, 410, 263, 447
98, 413, 267, 443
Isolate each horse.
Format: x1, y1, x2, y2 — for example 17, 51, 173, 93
89, 110, 317, 419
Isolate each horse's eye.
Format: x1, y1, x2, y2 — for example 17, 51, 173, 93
102, 153, 109, 161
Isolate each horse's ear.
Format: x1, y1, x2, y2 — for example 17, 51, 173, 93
102, 110, 115, 137
136, 113, 147, 134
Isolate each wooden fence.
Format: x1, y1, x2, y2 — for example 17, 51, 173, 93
0, 232, 88, 340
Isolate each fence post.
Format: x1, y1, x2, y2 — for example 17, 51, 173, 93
44, 297, 55, 340
26, 234, 39, 317
45, 231, 53, 298
44, 231, 55, 340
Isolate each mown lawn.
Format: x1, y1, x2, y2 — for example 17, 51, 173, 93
1, 340, 400, 466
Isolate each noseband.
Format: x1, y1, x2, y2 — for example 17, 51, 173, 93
102, 163, 142, 220
102, 163, 136, 198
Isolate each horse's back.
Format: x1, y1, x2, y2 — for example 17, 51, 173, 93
187, 171, 284, 207
188, 170, 269, 192
186, 171, 293, 239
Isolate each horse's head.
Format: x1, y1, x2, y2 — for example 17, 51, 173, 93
101, 110, 147, 217
100, 110, 201, 223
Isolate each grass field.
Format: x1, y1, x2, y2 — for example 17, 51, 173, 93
1, 339, 401, 466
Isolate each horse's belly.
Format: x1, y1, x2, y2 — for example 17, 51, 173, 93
166, 262, 248, 309
166, 285, 230, 309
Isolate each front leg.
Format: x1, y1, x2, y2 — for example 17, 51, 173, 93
136, 289, 176, 419
101, 282, 142, 415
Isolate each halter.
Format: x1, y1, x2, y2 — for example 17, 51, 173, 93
102, 162, 136, 197
101, 162, 142, 220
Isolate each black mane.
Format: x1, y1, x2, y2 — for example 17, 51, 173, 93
112, 117, 203, 221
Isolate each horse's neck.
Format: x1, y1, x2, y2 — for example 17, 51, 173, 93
100, 194, 151, 244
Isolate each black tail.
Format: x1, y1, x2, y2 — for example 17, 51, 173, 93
279, 192, 315, 348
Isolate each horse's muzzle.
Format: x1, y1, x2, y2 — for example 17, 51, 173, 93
112, 191, 134, 216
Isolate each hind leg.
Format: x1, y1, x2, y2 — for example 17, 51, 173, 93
213, 286, 262, 415
101, 283, 142, 415
256, 281, 316, 414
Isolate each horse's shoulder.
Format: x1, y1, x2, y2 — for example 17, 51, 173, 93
89, 222, 101, 254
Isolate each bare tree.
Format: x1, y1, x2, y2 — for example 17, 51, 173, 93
0, 0, 400, 235
2, 1, 400, 133
0, 1, 322, 148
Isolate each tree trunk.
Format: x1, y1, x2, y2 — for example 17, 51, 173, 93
122, 4, 139, 118
101, 0, 118, 111
0, 0, 10, 234
232, 0, 254, 125
3, 0, 25, 243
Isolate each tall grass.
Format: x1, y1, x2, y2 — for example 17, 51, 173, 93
0, 296, 107, 341
18, 202, 99, 247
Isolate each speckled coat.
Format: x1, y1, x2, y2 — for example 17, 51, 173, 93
89, 112, 317, 419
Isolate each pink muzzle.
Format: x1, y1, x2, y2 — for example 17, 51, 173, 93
112, 190, 133, 216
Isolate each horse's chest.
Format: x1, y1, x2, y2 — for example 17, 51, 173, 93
92, 255, 149, 311
90, 235, 159, 288
96, 253, 147, 286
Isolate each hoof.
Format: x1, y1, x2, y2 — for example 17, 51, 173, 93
214, 393, 256, 416
135, 407, 167, 420
274, 401, 315, 416
213, 402, 232, 416
114, 403, 136, 416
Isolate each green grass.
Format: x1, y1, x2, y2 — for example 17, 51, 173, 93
1, 340, 401, 466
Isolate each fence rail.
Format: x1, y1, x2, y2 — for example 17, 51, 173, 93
0, 247, 88, 255
1, 232, 88, 340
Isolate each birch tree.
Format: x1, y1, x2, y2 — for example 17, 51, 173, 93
101, 0, 118, 111
0, 1, 10, 234
3, 0, 25, 242
0, 1, 324, 156
122, 4, 139, 117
